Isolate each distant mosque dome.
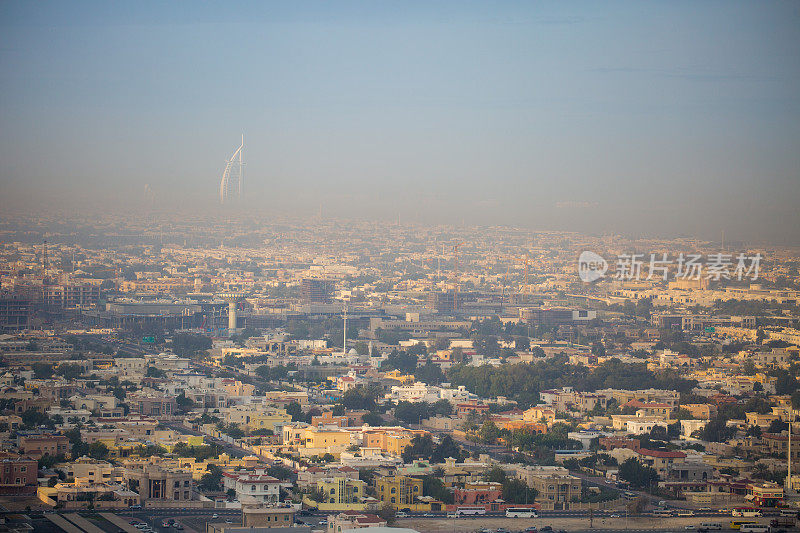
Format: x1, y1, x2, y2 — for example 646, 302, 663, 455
348, 348, 358, 355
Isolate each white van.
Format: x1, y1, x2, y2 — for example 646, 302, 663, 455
738, 525, 768, 533
699, 523, 721, 530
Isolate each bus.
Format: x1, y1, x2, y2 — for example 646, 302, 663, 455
653, 509, 673, 517
738, 525, 768, 533
456, 507, 487, 517
732, 508, 762, 517
505, 508, 538, 518
729, 520, 757, 530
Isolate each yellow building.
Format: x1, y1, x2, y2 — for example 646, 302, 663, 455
175, 454, 261, 480
361, 428, 423, 457
523, 406, 556, 425
282, 425, 352, 451
226, 407, 292, 433
374, 475, 422, 508
317, 477, 367, 505
383, 370, 415, 384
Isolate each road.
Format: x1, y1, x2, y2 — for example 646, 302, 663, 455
161, 421, 251, 459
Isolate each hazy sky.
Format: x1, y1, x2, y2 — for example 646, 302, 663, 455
1, 1, 799, 243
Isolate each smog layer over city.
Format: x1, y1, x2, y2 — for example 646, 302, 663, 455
0, 3, 799, 533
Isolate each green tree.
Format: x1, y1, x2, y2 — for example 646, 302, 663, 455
56, 363, 83, 380
477, 420, 501, 444
422, 474, 454, 504
619, 458, 658, 490
199, 465, 223, 492
431, 434, 464, 463
378, 503, 396, 524
176, 392, 194, 411
354, 341, 369, 355
434, 337, 451, 351
394, 402, 429, 424
88, 442, 109, 460
501, 478, 538, 504
592, 341, 606, 357
145, 366, 166, 378
362, 411, 385, 426
32, 363, 54, 379
341, 387, 379, 411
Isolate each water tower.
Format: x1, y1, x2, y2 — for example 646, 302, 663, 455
219, 292, 245, 333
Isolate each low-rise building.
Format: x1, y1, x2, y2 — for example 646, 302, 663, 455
327, 511, 386, 533
374, 475, 422, 508
18, 433, 70, 459
222, 470, 283, 504
515, 466, 581, 511
124, 463, 193, 504
317, 477, 367, 505
0, 453, 37, 495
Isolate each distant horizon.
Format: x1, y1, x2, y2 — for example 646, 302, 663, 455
0, 201, 794, 250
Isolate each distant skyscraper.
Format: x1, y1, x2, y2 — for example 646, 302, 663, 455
219, 135, 244, 204
301, 278, 332, 304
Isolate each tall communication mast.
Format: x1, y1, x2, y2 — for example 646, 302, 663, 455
219, 134, 244, 204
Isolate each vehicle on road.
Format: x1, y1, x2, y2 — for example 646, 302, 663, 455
698, 507, 712, 512
685, 526, 696, 530
540, 526, 553, 532
523, 527, 537, 533
211, 514, 219, 519
505, 508, 538, 518
779, 509, 799, 518
678, 510, 696, 517
172, 525, 183, 531
455, 507, 486, 517
732, 507, 762, 517
729, 520, 757, 530
770, 517, 796, 528
609, 514, 620, 518
653, 509, 674, 517
737, 525, 768, 533
395, 512, 408, 518
699, 522, 722, 530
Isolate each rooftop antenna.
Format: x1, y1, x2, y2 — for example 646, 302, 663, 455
342, 302, 348, 355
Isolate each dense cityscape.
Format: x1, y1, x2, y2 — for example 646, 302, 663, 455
0, 212, 798, 533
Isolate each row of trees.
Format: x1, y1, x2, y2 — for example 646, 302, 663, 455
447, 356, 697, 407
